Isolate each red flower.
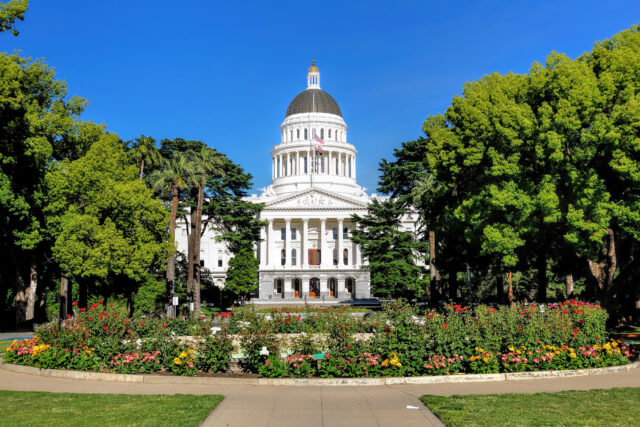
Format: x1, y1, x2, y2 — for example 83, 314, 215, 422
517, 327, 522, 331
124, 320, 128, 324
80, 308, 86, 312
86, 329, 90, 333
109, 302, 114, 307
488, 308, 496, 313
140, 321, 144, 326
163, 323, 167, 327
72, 301, 78, 306
346, 345, 350, 349
104, 326, 108, 330
98, 299, 103, 303
67, 314, 72, 319
428, 314, 434, 318
296, 317, 301, 321
394, 306, 398, 310
443, 324, 448, 328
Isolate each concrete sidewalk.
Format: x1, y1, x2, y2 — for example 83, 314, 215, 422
1, 366, 639, 427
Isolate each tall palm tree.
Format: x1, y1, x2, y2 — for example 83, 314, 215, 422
187, 147, 225, 314
149, 153, 195, 288
130, 134, 160, 180
412, 173, 443, 302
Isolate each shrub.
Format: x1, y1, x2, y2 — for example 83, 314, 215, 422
198, 326, 234, 373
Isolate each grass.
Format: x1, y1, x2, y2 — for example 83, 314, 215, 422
0, 390, 223, 426
0, 340, 13, 355
421, 387, 640, 426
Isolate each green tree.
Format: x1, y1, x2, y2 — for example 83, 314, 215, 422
46, 134, 170, 311
129, 134, 160, 180
351, 198, 426, 299
0, 52, 103, 323
149, 152, 195, 290
0, 0, 28, 36
225, 247, 260, 298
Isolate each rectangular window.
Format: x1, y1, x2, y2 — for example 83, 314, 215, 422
291, 227, 297, 240
328, 129, 332, 139
320, 157, 325, 173
281, 228, 286, 240
218, 259, 222, 267
292, 249, 297, 266
332, 227, 338, 240
304, 156, 308, 173
320, 128, 324, 139
348, 161, 351, 177
335, 158, 339, 174
343, 227, 349, 239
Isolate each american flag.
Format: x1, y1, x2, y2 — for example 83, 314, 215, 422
314, 135, 324, 144
314, 146, 324, 152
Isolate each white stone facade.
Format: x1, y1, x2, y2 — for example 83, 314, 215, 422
176, 62, 420, 303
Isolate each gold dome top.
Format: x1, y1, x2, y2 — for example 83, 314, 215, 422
308, 59, 319, 73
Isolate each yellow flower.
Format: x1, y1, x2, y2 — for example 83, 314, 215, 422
569, 353, 577, 359
603, 343, 611, 350
188, 349, 195, 354
389, 352, 398, 359
381, 359, 389, 367
174, 357, 182, 365
508, 345, 515, 352
482, 357, 489, 363
179, 351, 188, 359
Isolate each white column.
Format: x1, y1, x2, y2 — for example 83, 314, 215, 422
272, 158, 275, 179
337, 218, 343, 269
284, 219, 291, 267
260, 225, 267, 267
302, 219, 309, 267
267, 219, 274, 267
320, 219, 328, 267
353, 155, 356, 179
306, 150, 311, 174
355, 241, 362, 267
286, 153, 290, 176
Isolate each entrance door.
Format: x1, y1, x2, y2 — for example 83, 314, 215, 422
309, 278, 320, 298
293, 279, 301, 298
329, 278, 336, 298
346, 278, 355, 299
308, 249, 321, 265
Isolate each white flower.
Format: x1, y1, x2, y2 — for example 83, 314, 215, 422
259, 346, 269, 356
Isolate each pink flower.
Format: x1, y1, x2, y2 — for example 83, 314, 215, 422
265, 361, 270, 367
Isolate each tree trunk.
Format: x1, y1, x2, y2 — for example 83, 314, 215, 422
139, 158, 145, 180
428, 229, 441, 304
25, 259, 38, 321
192, 185, 204, 314
187, 205, 197, 308
166, 183, 179, 284
587, 228, 617, 300
537, 252, 547, 302
507, 271, 513, 306
60, 275, 70, 320
565, 273, 574, 299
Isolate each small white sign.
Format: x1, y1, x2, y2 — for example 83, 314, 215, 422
189, 302, 194, 311
172, 297, 178, 305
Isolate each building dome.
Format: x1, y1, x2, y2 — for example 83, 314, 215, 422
285, 89, 343, 118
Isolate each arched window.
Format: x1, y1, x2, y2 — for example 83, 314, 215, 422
328, 129, 332, 139
304, 129, 308, 140
291, 249, 297, 266
343, 249, 349, 265
297, 129, 300, 139
281, 249, 286, 266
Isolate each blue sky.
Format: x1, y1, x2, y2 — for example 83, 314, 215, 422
3, 1, 639, 193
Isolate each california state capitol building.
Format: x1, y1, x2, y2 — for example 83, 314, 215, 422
176, 61, 419, 303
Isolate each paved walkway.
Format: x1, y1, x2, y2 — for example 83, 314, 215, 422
0, 365, 639, 426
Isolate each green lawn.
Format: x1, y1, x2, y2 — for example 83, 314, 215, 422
421, 387, 640, 426
0, 390, 223, 426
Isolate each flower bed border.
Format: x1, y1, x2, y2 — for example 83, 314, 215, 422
2, 357, 637, 386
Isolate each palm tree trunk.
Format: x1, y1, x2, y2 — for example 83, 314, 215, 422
166, 183, 179, 284
139, 158, 145, 180
187, 205, 197, 307
507, 271, 513, 306
565, 273, 574, 299
192, 185, 204, 314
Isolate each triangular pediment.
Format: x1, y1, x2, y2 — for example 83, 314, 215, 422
265, 188, 368, 210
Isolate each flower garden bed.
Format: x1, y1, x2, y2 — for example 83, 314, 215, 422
3, 299, 636, 379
